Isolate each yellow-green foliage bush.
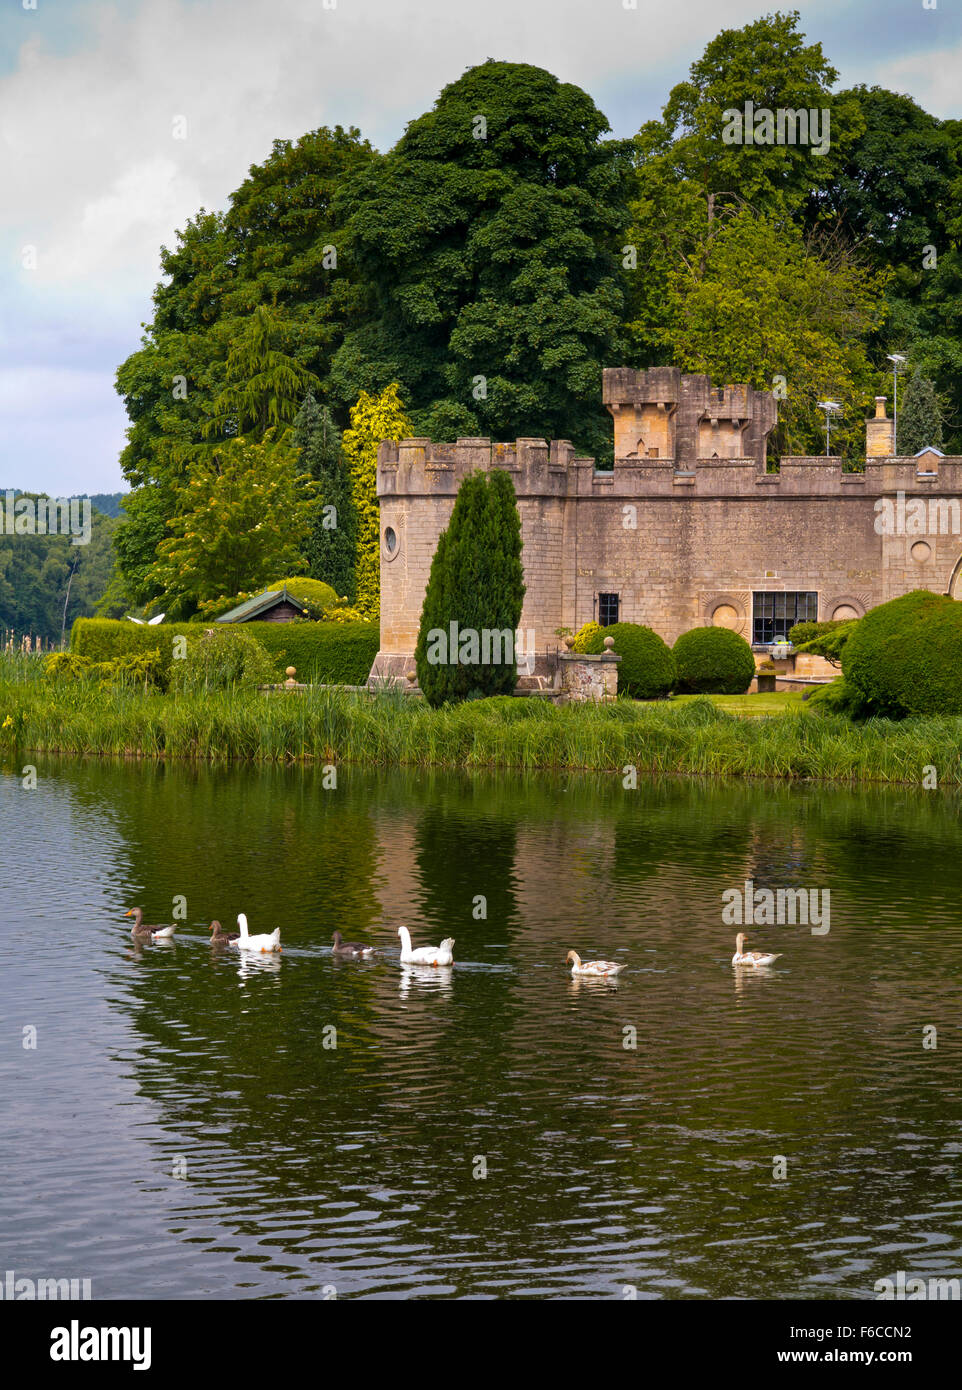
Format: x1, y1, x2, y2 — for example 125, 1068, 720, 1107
571, 620, 602, 652
343, 383, 410, 621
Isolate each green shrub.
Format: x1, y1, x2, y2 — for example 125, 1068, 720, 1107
792, 619, 859, 666
805, 676, 873, 719
44, 652, 95, 682
787, 619, 852, 645
169, 628, 275, 694
842, 590, 962, 717
580, 621, 676, 699
71, 617, 379, 687
571, 620, 602, 652
672, 626, 755, 694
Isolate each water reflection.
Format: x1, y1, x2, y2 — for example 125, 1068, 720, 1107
2, 759, 962, 1299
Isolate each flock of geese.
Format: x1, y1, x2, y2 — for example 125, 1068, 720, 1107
124, 909, 783, 975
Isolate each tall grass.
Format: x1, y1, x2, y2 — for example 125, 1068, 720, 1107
2, 664, 962, 785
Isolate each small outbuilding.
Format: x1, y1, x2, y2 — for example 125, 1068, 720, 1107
216, 586, 309, 624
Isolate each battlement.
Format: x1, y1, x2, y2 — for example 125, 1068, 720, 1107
377, 435, 962, 502
602, 366, 778, 467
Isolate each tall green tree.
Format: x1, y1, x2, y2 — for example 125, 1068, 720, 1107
625, 11, 863, 363
293, 393, 357, 598
663, 210, 886, 458
896, 371, 945, 455
329, 61, 632, 460
149, 431, 315, 617
415, 470, 525, 705
112, 126, 374, 603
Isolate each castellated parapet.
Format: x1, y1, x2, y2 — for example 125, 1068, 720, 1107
370, 368, 962, 687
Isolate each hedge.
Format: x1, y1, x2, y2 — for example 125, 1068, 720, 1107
71, 618, 379, 687
842, 590, 962, 718
673, 626, 755, 694
580, 621, 676, 699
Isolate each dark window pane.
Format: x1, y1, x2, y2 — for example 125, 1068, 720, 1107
598, 593, 619, 627
752, 592, 817, 644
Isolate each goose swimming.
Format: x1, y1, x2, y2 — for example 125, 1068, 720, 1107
209, 920, 239, 945
566, 949, 623, 978
232, 912, 281, 953
331, 931, 380, 959
125, 908, 176, 941
397, 926, 454, 966
731, 933, 782, 968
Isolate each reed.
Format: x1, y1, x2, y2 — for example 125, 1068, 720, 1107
2, 666, 962, 785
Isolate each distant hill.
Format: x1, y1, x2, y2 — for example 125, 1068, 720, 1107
0, 489, 126, 518
89, 493, 126, 518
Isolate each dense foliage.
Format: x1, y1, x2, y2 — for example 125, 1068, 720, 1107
415, 470, 525, 706
673, 626, 756, 694
70, 617, 378, 687
579, 621, 676, 699
101, 25, 961, 622
0, 500, 118, 644
842, 590, 962, 717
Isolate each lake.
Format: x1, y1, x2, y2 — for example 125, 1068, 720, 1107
2, 758, 961, 1299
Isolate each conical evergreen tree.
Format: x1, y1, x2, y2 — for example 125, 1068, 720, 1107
292, 393, 357, 598
414, 469, 526, 706
414, 529, 452, 706
897, 371, 945, 456
487, 469, 526, 695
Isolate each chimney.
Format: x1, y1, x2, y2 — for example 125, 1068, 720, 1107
866, 396, 894, 458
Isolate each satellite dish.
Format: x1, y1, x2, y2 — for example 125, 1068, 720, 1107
147, 613, 166, 625
126, 616, 145, 624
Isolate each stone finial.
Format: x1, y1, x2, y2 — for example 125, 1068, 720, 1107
603, 635, 615, 651
285, 666, 297, 687
406, 669, 417, 684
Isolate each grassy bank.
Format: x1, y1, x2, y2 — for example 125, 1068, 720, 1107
2, 668, 961, 784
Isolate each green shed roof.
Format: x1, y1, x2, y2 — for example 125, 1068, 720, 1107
215, 586, 309, 623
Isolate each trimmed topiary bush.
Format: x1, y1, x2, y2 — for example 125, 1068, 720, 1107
790, 618, 859, 667
267, 577, 340, 617
414, 469, 525, 706
580, 621, 675, 699
842, 589, 962, 717
673, 626, 755, 694
71, 617, 379, 687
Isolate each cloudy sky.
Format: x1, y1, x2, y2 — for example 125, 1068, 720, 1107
1, 0, 960, 496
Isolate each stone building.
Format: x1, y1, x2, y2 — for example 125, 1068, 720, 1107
369, 366, 962, 684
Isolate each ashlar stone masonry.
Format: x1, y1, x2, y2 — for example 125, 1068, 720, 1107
370, 367, 962, 684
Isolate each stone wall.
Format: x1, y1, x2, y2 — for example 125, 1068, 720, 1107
370, 369, 962, 683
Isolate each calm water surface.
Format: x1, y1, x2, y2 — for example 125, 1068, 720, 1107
1, 759, 961, 1299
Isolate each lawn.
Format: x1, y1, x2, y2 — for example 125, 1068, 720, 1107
670, 690, 810, 717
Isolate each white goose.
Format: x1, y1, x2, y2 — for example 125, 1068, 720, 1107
566, 950, 623, 978
232, 912, 281, 954
731, 933, 782, 968
397, 926, 454, 966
